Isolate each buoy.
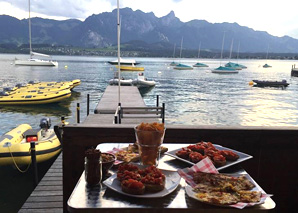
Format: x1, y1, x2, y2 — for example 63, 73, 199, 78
64, 65, 68, 69
249, 81, 254, 86
158, 71, 162, 74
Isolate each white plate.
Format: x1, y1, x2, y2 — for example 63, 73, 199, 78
185, 173, 266, 207
165, 144, 253, 171
103, 169, 181, 198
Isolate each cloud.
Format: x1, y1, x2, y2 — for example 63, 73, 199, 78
1, 0, 298, 38
1, 0, 114, 20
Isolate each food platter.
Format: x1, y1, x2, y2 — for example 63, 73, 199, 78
185, 173, 267, 208
165, 144, 252, 171
103, 169, 181, 198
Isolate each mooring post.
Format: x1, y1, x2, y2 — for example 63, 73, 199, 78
87, 94, 90, 116
77, 103, 80, 123
156, 95, 159, 107
162, 103, 165, 124
30, 142, 38, 186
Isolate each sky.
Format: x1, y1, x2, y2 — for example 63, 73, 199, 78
1, 0, 298, 39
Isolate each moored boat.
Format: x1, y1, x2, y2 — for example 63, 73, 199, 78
263, 63, 272, 68
193, 62, 208, 67
15, 57, 58, 66
212, 66, 239, 74
252, 80, 289, 87
0, 118, 61, 166
132, 73, 156, 88
170, 61, 179, 66
0, 88, 71, 105
225, 62, 246, 70
109, 78, 133, 86
108, 57, 139, 65
116, 65, 144, 71
291, 64, 298, 77
14, 0, 58, 66
174, 63, 194, 70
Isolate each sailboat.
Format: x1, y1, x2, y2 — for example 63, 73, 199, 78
212, 32, 239, 74
224, 39, 244, 70
263, 44, 272, 68
14, 0, 58, 66
173, 37, 193, 70
193, 42, 208, 67
170, 43, 179, 66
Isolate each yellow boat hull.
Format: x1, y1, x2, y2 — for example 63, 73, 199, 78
0, 124, 61, 166
116, 65, 144, 71
0, 89, 71, 105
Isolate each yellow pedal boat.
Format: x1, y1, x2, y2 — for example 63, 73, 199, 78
0, 118, 61, 166
0, 88, 71, 105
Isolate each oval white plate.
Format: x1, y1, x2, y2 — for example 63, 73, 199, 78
103, 169, 181, 198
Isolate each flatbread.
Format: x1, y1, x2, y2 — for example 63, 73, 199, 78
192, 172, 261, 206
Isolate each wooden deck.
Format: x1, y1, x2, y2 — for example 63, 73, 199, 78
19, 153, 63, 213
94, 85, 146, 114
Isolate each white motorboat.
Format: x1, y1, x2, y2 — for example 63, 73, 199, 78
132, 73, 156, 88
14, 0, 58, 67
108, 57, 139, 65
109, 78, 133, 86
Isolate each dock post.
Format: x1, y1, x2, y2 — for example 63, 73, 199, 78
30, 142, 38, 186
162, 103, 165, 124
156, 95, 159, 107
87, 94, 90, 116
77, 103, 80, 123
118, 103, 122, 124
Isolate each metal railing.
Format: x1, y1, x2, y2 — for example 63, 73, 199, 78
114, 103, 165, 124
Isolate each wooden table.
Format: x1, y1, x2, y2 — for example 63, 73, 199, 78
67, 143, 275, 213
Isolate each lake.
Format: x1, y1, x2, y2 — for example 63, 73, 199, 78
0, 53, 297, 212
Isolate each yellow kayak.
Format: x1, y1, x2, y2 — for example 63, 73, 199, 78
0, 88, 71, 105
0, 119, 61, 166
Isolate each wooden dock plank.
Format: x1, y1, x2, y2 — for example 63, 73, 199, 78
94, 85, 146, 114
26, 195, 63, 202
19, 209, 63, 213
19, 153, 63, 212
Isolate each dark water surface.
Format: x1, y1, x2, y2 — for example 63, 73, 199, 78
0, 54, 298, 212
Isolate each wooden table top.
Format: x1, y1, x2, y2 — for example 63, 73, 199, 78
67, 143, 275, 213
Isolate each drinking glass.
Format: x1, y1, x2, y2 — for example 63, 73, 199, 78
134, 125, 165, 166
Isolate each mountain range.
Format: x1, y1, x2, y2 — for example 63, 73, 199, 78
1, 7, 298, 54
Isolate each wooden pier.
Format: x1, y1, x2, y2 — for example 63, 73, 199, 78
94, 85, 146, 114
19, 153, 62, 213
19, 85, 157, 212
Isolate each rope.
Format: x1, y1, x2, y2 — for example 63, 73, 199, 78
8, 146, 32, 173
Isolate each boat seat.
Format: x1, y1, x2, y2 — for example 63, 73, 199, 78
23, 129, 39, 138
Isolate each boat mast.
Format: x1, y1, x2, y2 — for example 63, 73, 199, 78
198, 41, 201, 59
266, 44, 269, 60
179, 37, 183, 59
117, 0, 121, 105
220, 31, 226, 66
237, 41, 240, 62
28, 0, 32, 59
173, 43, 176, 58
229, 38, 234, 60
